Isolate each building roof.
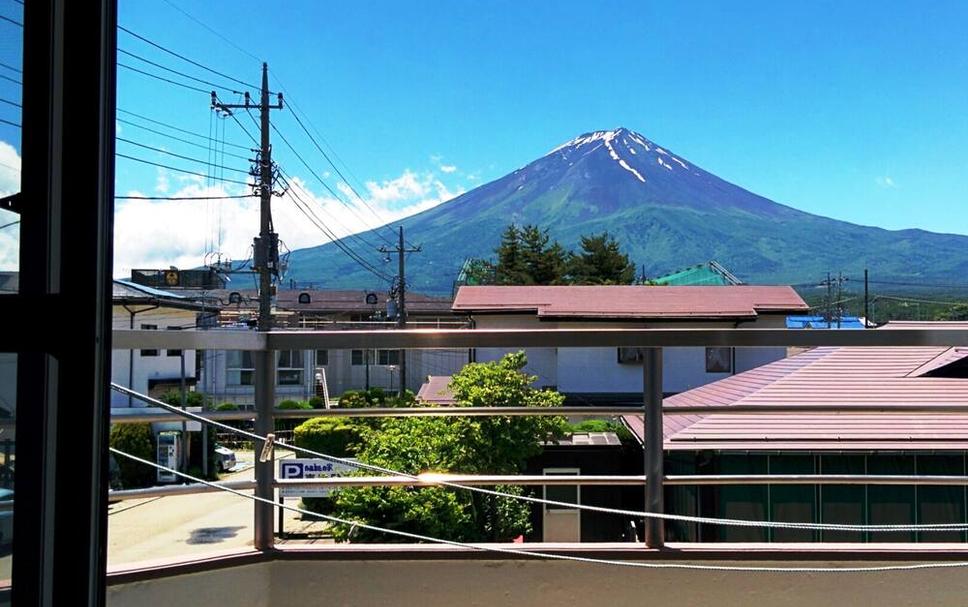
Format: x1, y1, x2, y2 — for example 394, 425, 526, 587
112, 279, 217, 312
652, 261, 742, 287
452, 285, 808, 320
623, 343, 968, 451
198, 288, 455, 315
786, 315, 866, 329
416, 376, 457, 404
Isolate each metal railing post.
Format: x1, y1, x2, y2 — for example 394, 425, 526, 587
254, 349, 276, 550
643, 347, 665, 548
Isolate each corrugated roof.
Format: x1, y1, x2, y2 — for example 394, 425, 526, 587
452, 285, 807, 319
113, 279, 187, 300
624, 345, 968, 451
786, 315, 865, 329
652, 261, 742, 286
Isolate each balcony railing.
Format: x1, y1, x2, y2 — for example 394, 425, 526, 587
107, 325, 968, 575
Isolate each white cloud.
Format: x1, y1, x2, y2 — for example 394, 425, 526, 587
875, 175, 898, 189
155, 167, 170, 193
439, 164, 457, 174
0, 141, 22, 272
112, 166, 465, 278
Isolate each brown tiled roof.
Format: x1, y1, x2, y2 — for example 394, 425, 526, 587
624, 345, 968, 451
452, 285, 807, 319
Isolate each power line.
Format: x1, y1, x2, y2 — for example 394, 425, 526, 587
116, 194, 257, 201
279, 168, 387, 258
278, 171, 392, 282
117, 137, 250, 175
159, 0, 263, 64
116, 117, 251, 161
117, 25, 259, 92
270, 121, 390, 247
212, 94, 259, 146
0, 14, 22, 27
117, 108, 251, 151
0, 220, 19, 231
116, 152, 252, 187
119, 61, 210, 94
118, 48, 245, 94
0, 73, 21, 86
0, 60, 21, 75
0, 117, 20, 129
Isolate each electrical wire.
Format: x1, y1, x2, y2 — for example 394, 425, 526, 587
159, 0, 263, 64
0, 117, 20, 128
0, 97, 21, 109
117, 25, 259, 92
116, 118, 250, 161
0, 14, 22, 27
0, 220, 19, 231
116, 152, 252, 187
110, 447, 968, 574
111, 384, 968, 533
117, 108, 251, 151
119, 61, 210, 94
0, 73, 21, 86
115, 194, 257, 201
213, 94, 259, 146
0, 60, 21, 74
117, 137, 251, 175
271, 122, 390, 248
118, 48, 245, 94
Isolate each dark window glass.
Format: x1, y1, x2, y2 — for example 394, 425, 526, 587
140, 324, 158, 356
705, 347, 733, 373
819, 455, 867, 542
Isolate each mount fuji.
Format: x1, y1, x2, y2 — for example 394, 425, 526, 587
285, 127, 968, 293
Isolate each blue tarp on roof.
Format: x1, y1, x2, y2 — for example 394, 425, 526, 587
786, 315, 865, 329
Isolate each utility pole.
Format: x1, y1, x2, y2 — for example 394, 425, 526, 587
379, 226, 421, 396
212, 63, 283, 551
825, 272, 832, 328
864, 269, 870, 328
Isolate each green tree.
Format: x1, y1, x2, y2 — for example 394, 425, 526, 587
566, 231, 636, 284
519, 225, 567, 285
461, 257, 497, 286
495, 224, 528, 284
937, 304, 968, 321
329, 352, 565, 542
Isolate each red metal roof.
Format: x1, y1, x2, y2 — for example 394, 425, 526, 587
452, 285, 807, 319
624, 345, 968, 451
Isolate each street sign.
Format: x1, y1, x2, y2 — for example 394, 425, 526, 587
278, 458, 356, 497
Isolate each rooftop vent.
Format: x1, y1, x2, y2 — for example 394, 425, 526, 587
298, 292, 311, 304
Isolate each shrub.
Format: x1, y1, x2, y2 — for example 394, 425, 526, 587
278, 399, 312, 410
365, 387, 386, 404
308, 396, 326, 409
292, 417, 362, 458
565, 418, 634, 441
109, 423, 156, 488
159, 389, 210, 409
338, 390, 369, 408
215, 402, 240, 411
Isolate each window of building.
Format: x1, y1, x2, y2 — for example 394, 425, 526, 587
378, 349, 400, 366
226, 351, 254, 386
351, 349, 368, 366
277, 349, 305, 385
140, 324, 158, 356
166, 326, 183, 356
315, 349, 328, 366
705, 347, 733, 373
617, 347, 644, 364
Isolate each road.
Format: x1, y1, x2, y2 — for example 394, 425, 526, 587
108, 449, 331, 569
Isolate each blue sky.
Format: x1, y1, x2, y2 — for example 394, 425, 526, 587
2, 0, 968, 272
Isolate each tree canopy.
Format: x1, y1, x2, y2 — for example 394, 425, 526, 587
463, 224, 636, 286
325, 352, 565, 542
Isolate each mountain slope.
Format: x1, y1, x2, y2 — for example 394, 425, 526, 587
286, 128, 968, 294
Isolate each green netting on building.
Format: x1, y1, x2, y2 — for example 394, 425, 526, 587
652, 261, 742, 286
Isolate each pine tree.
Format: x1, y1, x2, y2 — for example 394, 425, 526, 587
566, 231, 636, 285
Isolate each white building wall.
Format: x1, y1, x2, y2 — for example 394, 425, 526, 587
111, 305, 200, 407
471, 314, 792, 397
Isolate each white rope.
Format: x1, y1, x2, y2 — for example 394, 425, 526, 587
110, 383, 968, 533
110, 447, 968, 574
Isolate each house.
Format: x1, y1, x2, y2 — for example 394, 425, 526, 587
452, 285, 809, 402
786, 315, 866, 329
196, 288, 469, 405
111, 280, 218, 407
622, 331, 968, 543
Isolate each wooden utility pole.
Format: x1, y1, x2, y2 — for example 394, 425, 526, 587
212, 63, 284, 551
379, 226, 421, 396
